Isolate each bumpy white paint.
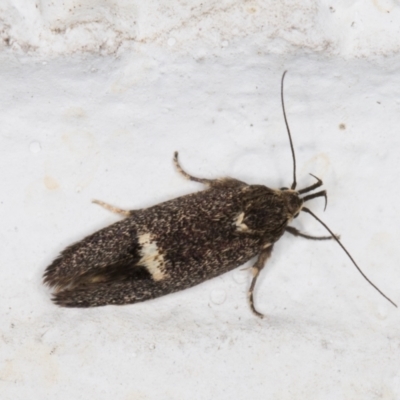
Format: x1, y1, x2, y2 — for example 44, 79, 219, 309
1, 1, 400, 400
1, 0, 400, 57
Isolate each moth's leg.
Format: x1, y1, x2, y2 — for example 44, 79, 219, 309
173, 151, 217, 186
92, 200, 131, 217
174, 152, 245, 188
285, 226, 339, 240
248, 245, 274, 318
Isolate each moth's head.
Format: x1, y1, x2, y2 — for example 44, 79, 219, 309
280, 173, 327, 219
280, 189, 304, 219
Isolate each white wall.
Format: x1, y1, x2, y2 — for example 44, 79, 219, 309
1, 1, 400, 399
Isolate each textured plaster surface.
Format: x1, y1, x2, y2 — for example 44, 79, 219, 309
1, 1, 400, 399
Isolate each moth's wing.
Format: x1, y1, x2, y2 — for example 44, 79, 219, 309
43, 218, 141, 290
53, 276, 183, 308
45, 185, 259, 307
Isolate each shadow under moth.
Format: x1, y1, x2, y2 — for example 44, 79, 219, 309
43, 72, 397, 317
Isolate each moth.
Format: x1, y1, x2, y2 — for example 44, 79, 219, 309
43, 72, 397, 317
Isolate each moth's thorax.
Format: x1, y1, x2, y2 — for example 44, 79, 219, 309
278, 189, 304, 219
234, 185, 299, 239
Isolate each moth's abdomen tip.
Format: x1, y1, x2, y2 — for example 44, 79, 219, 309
42, 271, 56, 288
42, 270, 62, 289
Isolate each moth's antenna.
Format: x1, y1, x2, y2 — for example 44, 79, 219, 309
281, 71, 297, 190
302, 207, 398, 308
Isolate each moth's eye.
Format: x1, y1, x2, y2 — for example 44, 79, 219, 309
280, 187, 289, 191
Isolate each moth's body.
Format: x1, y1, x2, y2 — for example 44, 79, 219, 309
44, 72, 396, 314
45, 175, 303, 310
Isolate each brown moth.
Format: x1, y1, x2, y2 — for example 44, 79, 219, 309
43, 72, 397, 317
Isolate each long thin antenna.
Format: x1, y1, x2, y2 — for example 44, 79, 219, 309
281, 71, 297, 190
302, 207, 397, 308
